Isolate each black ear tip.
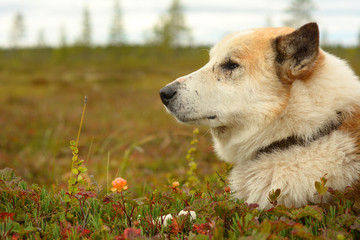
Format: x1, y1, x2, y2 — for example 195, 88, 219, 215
300, 22, 319, 32
304, 22, 318, 27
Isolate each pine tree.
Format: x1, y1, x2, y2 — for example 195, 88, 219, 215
284, 0, 315, 28
152, 0, 191, 47
109, 0, 125, 46
54, 25, 68, 61
36, 29, 46, 48
79, 5, 92, 47
9, 12, 26, 48
59, 25, 67, 48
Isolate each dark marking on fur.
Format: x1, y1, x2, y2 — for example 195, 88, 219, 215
257, 112, 343, 157
195, 90, 199, 97
346, 180, 360, 212
273, 22, 320, 84
335, 107, 360, 211
213, 126, 227, 137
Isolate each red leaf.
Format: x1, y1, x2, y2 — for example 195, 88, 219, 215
192, 219, 215, 236
123, 228, 142, 239
103, 195, 112, 204
292, 205, 323, 222
114, 236, 125, 240
112, 203, 125, 215
170, 218, 180, 234
75, 190, 96, 199
60, 221, 91, 239
0, 212, 14, 222
77, 226, 91, 237
11, 233, 19, 240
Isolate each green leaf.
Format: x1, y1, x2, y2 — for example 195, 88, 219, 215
275, 189, 281, 198
11, 222, 21, 233
18, 180, 28, 190
70, 140, 76, 146
75, 160, 85, 165
72, 169, 79, 175
68, 177, 76, 185
260, 219, 295, 234
66, 212, 74, 220
78, 166, 87, 173
77, 179, 85, 184
69, 185, 78, 194
291, 205, 323, 222
291, 223, 314, 239
64, 195, 71, 203
320, 176, 328, 186
315, 181, 328, 195
24, 226, 37, 232
125, 199, 140, 207
70, 146, 79, 153
0, 168, 15, 181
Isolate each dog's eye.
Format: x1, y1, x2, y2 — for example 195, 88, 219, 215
222, 61, 239, 71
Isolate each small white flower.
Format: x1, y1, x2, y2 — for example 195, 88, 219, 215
178, 210, 196, 221
154, 210, 197, 227
161, 214, 174, 227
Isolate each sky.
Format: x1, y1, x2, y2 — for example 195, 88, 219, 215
0, 0, 359, 48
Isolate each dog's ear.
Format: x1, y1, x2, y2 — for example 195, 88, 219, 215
274, 22, 320, 84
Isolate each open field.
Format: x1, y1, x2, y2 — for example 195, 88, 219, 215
0, 46, 229, 195
1, 45, 360, 239
1, 45, 360, 194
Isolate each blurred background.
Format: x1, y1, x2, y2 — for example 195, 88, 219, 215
1, 0, 360, 194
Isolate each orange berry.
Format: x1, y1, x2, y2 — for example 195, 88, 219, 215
172, 181, 179, 188
111, 177, 128, 192
224, 187, 231, 193
112, 178, 127, 188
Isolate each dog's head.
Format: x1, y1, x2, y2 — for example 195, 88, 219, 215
160, 23, 320, 129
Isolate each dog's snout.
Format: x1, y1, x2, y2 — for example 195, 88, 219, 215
159, 83, 179, 106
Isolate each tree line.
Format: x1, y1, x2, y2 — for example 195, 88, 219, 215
6, 0, 360, 49
8, 0, 189, 49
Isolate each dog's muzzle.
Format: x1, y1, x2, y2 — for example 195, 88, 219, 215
159, 82, 179, 106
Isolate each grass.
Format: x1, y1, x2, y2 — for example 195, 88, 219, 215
1, 45, 360, 238
0, 45, 221, 195
1, 166, 360, 239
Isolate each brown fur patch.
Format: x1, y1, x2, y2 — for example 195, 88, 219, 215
347, 180, 360, 211
282, 51, 325, 84
225, 28, 293, 120
274, 23, 320, 84
210, 27, 294, 78
339, 107, 360, 154
339, 106, 360, 209
231, 28, 294, 78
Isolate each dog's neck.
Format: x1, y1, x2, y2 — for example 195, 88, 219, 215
210, 112, 344, 163
256, 112, 343, 157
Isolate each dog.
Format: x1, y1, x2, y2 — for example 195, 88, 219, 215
159, 22, 360, 209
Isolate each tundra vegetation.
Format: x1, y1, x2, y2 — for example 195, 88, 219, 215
1, 45, 360, 239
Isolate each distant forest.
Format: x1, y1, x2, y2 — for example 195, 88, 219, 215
4, 0, 360, 49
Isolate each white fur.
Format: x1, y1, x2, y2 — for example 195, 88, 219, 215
162, 26, 360, 209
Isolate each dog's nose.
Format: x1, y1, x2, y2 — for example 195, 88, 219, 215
159, 83, 179, 106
